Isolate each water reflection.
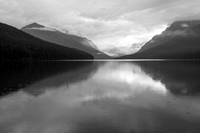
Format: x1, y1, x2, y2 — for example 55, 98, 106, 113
0, 61, 200, 133
138, 61, 200, 95
0, 61, 98, 96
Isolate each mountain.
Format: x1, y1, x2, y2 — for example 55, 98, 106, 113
120, 20, 200, 59
0, 22, 93, 60
22, 23, 111, 59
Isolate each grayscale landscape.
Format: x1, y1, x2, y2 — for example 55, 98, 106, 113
0, 0, 200, 133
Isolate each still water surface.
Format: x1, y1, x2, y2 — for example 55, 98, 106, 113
0, 61, 200, 133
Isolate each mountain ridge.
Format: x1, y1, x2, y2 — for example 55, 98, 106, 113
0, 22, 94, 60
22, 22, 45, 29
22, 23, 111, 59
120, 20, 200, 59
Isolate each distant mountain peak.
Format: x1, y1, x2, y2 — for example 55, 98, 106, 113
22, 22, 45, 29
22, 22, 60, 32
167, 20, 200, 32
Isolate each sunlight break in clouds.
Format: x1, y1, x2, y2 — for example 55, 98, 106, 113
0, 0, 200, 54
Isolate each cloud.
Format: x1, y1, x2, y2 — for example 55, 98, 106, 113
0, 0, 200, 54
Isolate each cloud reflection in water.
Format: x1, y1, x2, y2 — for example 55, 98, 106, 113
0, 62, 200, 133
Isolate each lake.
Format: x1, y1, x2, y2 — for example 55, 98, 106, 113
0, 61, 200, 133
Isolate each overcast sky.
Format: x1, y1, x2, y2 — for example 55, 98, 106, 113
0, 0, 200, 52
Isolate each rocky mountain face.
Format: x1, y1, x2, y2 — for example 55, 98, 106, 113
120, 20, 200, 59
0, 22, 93, 60
22, 23, 111, 59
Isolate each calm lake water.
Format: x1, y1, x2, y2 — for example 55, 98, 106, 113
0, 61, 200, 133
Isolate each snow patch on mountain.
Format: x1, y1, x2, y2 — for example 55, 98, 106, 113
149, 40, 155, 44
181, 23, 189, 28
